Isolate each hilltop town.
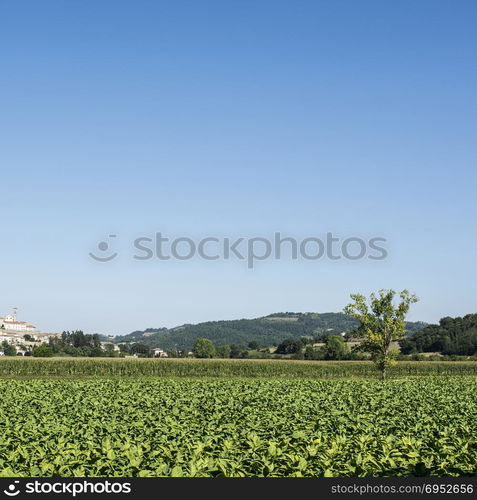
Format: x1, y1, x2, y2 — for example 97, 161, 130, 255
0, 308, 61, 355
0, 307, 169, 358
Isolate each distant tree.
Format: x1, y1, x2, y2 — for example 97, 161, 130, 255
48, 337, 61, 354
32, 344, 53, 357
166, 348, 183, 358
230, 344, 245, 358
313, 333, 328, 343
118, 343, 130, 354
130, 343, 152, 357
304, 345, 316, 360
275, 338, 302, 355
1, 341, 17, 356
292, 350, 304, 360
89, 346, 105, 357
104, 344, 115, 355
248, 341, 259, 350
92, 334, 101, 348
344, 289, 419, 380
216, 345, 231, 358
324, 335, 350, 360
193, 338, 216, 358
23, 334, 34, 342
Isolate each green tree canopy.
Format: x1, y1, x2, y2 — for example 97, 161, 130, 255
193, 338, 216, 358
324, 335, 350, 360
344, 289, 418, 379
275, 338, 303, 355
216, 345, 231, 358
1, 341, 17, 356
32, 344, 53, 358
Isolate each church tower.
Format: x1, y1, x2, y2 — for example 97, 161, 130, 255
5, 307, 17, 322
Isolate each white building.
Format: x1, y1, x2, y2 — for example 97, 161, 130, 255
2, 321, 37, 332
0, 335, 22, 345
0, 308, 37, 333
152, 348, 168, 358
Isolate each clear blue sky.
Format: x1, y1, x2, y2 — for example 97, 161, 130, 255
1, 0, 476, 334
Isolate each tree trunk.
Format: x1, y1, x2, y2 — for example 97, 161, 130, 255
381, 364, 387, 381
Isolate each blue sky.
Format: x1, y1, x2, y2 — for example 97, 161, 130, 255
1, 0, 476, 334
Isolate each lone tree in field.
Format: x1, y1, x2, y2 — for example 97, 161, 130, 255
193, 338, 216, 358
344, 289, 419, 380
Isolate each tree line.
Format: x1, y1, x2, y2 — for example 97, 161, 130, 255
400, 314, 477, 356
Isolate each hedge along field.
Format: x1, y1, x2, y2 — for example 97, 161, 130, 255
0, 358, 477, 378
0, 378, 476, 477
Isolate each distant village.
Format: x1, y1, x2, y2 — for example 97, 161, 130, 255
0, 307, 169, 358
0, 308, 59, 356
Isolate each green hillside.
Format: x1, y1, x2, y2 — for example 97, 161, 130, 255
111, 312, 427, 350
400, 314, 477, 355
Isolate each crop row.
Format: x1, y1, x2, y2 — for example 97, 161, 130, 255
1, 358, 477, 378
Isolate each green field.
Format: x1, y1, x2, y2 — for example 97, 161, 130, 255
1, 359, 476, 477
0, 377, 476, 477
1, 357, 477, 378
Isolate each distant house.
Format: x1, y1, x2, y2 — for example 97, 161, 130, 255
32, 333, 58, 343
0, 335, 20, 344
152, 348, 168, 358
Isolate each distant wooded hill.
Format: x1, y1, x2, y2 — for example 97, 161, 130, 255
400, 314, 477, 356
109, 312, 427, 350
